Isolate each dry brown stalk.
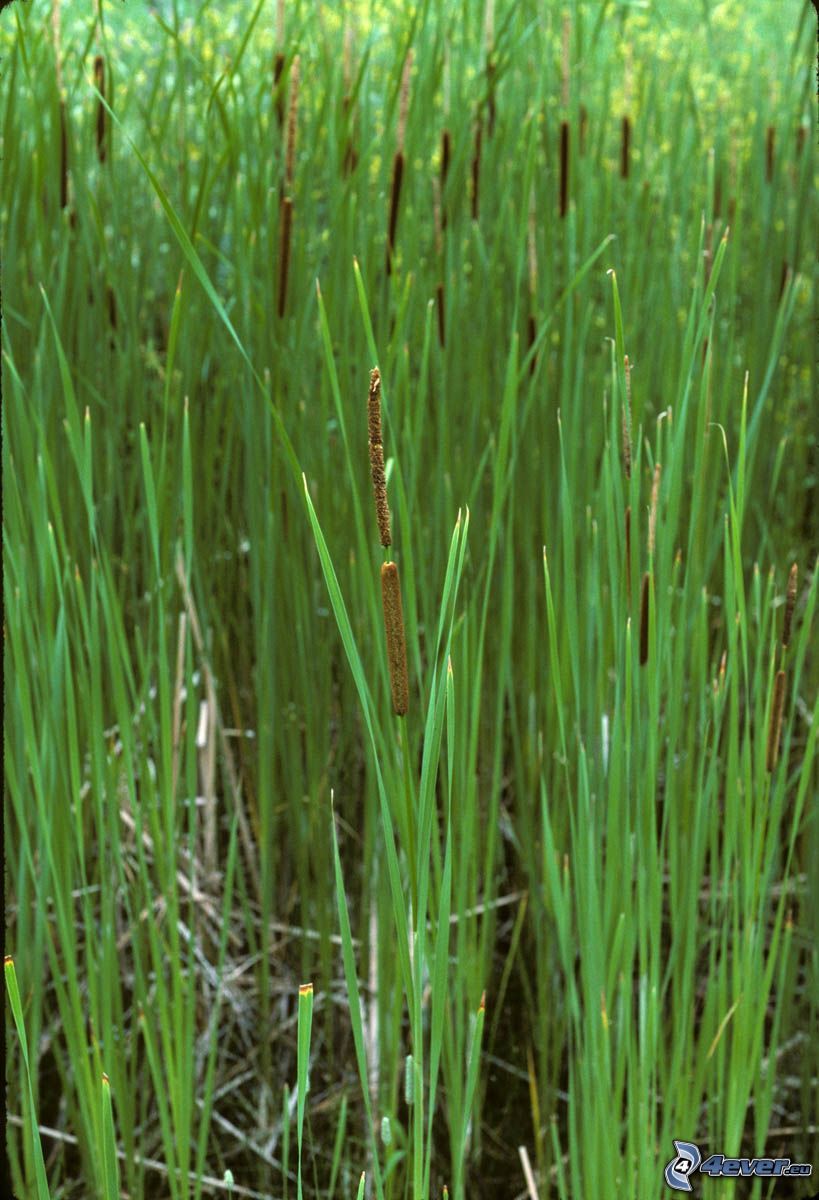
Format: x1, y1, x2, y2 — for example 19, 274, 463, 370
381, 562, 409, 716
368, 368, 392, 547
766, 669, 786, 772
782, 562, 798, 648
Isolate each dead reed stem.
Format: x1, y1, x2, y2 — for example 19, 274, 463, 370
766, 669, 786, 772
368, 368, 392, 548
381, 562, 409, 716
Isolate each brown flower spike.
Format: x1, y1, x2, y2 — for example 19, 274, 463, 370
381, 562, 409, 716
368, 368, 391, 547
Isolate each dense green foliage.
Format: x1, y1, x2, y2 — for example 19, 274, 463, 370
3, 0, 817, 1197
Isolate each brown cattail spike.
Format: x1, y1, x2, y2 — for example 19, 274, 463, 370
782, 562, 798, 648
621, 114, 631, 179
766, 669, 786, 771
765, 124, 775, 183
381, 562, 409, 716
441, 127, 451, 229
386, 151, 405, 276
94, 55, 106, 162
59, 98, 68, 209
471, 116, 482, 221
368, 368, 391, 547
274, 52, 286, 128
639, 572, 650, 665
277, 196, 293, 317
559, 120, 569, 218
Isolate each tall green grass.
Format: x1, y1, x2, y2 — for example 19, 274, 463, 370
3, 0, 816, 1196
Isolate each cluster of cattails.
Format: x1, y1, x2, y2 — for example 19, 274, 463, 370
277, 55, 299, 318
766, 563, 798, 772
385, 50, 412, 276
368, 368, 409, 716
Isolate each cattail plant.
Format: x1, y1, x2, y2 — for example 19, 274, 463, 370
385, 50, 412, 276
559, 119, 570, 218
368, 367, 391, 549
621, 114, 631, 179
639, 572, 650, 665
766, 669, 786, 772
440, 127, 451, 229
765, 123, 775, 182
94, 55, 107, 162
471, 114, 483, 221
367, 369, 409, 715
277, 55, 299, 317
782, 562, 798, 648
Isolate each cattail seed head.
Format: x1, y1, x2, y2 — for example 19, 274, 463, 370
765, 124, 775, 183
782, 562, 798, 648
639, 572, 650, 665
273, 52, 286, 129
621, 114, 631, 179
471, 115, 483, 221
381, 562, 409, 716
94, 55, 106, 163
277, 195, 293, 317
386, 151, 405, 276
368, 368, 391, 547
559, 119, 570, 218
436, 282, 446, 347
766, 669, 786, 771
